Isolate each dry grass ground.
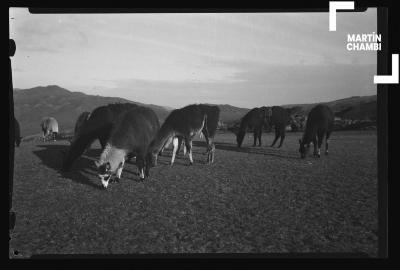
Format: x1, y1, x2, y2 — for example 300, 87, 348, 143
10, 130, 378, 257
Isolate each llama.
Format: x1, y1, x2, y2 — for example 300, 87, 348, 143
299, 104, 334, 158
61, 103, 138, 171
147, 104, 220, 167
95, 106, 160, 188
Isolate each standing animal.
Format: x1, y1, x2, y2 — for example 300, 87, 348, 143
41, 117, 59, 141
94, 106, 160, 188
14, 117, 22, 147
147, 104, 220, 167
264, 106, 292, 148
235, 107, 269, 148
61, 103, 138, 172
299, 104, 334, 158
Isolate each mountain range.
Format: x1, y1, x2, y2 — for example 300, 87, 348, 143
13, 85, 377, 136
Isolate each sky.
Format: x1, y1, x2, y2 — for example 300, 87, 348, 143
9, 8, 377, 109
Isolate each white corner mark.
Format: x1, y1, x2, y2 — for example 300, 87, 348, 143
329, 1, 355, 31
374, 54, 399, 84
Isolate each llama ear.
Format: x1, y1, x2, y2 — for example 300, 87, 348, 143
94, 160, 101, 168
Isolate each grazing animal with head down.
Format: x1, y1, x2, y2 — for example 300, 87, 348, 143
299, 104, 334, 158
263, 106, 292, 148
235, 107, 269, 148
94, 106, 160, 188
147, 104, 220, 167
61, 103, 138, 172
14, 117, 22, 147
41, 117, 59, 142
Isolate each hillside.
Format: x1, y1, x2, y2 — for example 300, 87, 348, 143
281, 95, 377, 121
213, 95, 377, 127
13, 85, 171, 136
12, 85, 377, 136
207, 104, 250, 125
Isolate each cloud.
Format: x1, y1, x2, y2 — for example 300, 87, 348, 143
9, 10, 377, 109
10, 12, 90, 54
90, 61, 376, 109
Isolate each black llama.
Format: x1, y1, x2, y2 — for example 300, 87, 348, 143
147, 104, 220, 166
299, 104, 334, 158
94, 106, 160, 188
235, 107, 269, 148
263, 106, 292, 148
61, 103, 138, 171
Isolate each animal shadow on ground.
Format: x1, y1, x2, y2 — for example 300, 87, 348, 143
192, 140, 299, 160
33, 143, 105, 190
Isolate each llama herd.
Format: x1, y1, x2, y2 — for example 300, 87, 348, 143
14, 102, 334, 189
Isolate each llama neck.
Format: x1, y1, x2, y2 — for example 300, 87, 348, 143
302, 126, 317, 144
150, 124, 175, 154
239, 117, 249, 133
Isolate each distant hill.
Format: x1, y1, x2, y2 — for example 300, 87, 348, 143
210, 95, 377, 127
281, 95, 377, 121
204, 104, 250, 125
13, 85, 171, 136
13, 85, 377, 136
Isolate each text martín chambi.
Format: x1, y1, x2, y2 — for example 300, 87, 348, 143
346, 33, 381, 51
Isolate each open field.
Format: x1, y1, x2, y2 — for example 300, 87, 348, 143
10, 130, 378, 257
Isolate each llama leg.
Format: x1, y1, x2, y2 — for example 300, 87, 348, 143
270, 128, 279, 147
115, 167, 122, 183
116, 159, 125, 180
179, 136, 185, 155
176, 136, 182, 155
253, 129, 257, 147
278, 135, 285, 148
317, 132, 324, 157
170, 137, 179, 166
186, 139, 193, 165
205, 136, 212, 164
278, 128, 286, 148
145, 159, 150, 178
258, 129, 262, 147
313, 136, 319, 157
139, 167, 145, 180
183, 140, 187, 156
158, 137, 168, 156
209, 141, 215, 164
325, 131, 331, 155
136, 156, 145, 180
160, 136, 173, 156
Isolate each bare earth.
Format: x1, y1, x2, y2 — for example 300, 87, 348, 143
10, 131, 378, 257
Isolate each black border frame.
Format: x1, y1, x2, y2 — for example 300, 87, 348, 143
8, 3, 391, 261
